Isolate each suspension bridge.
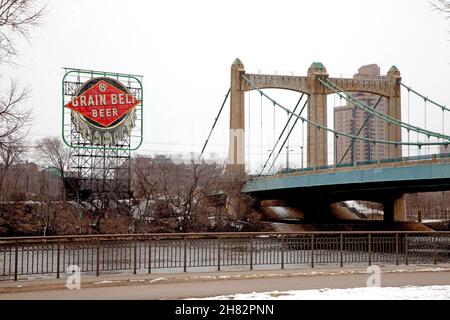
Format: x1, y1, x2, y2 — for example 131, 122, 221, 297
201, 59, 450, 224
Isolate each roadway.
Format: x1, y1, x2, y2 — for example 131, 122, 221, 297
1, 265, 449, 299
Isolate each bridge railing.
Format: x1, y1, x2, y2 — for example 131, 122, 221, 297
263, 152, 450, 178
1, 231, 449, 281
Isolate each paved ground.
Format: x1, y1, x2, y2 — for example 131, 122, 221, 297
1, 264, 449, 300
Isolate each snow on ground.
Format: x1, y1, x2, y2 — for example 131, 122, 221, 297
422, 219, 448, 223
268, 207, 292, 219
198, 285, 450, 300
345, 201, 383, 215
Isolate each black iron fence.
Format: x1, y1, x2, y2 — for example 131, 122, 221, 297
0, 232, 449, 281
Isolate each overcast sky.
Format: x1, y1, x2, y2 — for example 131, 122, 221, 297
1, 0, 450, 169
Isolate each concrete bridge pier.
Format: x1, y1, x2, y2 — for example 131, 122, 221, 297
227, 196, 246, 220
383, 194, 407, 222
287, 193, 333, 223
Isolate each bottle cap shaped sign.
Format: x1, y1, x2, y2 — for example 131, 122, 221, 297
65, 77, 141, 146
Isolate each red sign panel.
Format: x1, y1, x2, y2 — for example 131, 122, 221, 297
65, 80, 140, 127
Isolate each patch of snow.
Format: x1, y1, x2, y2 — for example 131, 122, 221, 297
345, 201, 383, 215
422, 219, 448, 223
149, 277, 167, 283
94, 281, 115, 285
198, 285, 450, 300
395, 268, 448, 273
24, 201, 42, 205
268, 207, 291, 219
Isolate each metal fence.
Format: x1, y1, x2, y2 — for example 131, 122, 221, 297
0, 231, 449, 281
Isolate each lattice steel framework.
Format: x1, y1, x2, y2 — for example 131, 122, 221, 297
62, 68, 143, 202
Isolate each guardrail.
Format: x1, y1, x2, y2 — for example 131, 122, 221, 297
266, 152, 450, 178
1, 231, 449, 281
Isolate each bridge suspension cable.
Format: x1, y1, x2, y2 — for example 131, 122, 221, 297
260, 92, 263, 168
407, 88, 411, 157
400, 81, 450, 155
273, 97, 276, 173
400, 82, 450, 113
266, 98, 309, 175
248, 90, 251, 172
241, 74, 450, 147
318, 78, 450, 141
199, 88, 231, 158
260, 93, 305, 175
425, 98, 429, 154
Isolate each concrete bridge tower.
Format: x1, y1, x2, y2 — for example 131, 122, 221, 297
228, 60, 403, 173
387, 65, 402, 159
228, 58, 246, 175
307, 62, 329, 168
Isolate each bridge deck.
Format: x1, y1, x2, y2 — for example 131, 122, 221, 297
243, 155, 450, 195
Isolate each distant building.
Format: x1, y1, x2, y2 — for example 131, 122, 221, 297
334, 64, 389, 164
0, 161, 61, 199
130, 155, 222, 197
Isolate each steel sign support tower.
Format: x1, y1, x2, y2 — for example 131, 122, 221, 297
62, 68, 143, 212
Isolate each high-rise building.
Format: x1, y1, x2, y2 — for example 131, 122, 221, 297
334, 64, 389, 164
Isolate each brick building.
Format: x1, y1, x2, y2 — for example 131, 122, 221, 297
334, 64, 389, 164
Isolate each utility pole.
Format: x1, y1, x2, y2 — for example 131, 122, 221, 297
286, 146, 289, 171
335, 135, 338, 166
286, 146, 294, 171
300, 146, 304, 172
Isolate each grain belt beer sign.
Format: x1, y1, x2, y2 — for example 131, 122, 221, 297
65, 77, 141, 146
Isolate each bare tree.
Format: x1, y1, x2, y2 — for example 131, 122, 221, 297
131, 155, 257, 233
0, 0, 47, 147
430, 0, 450, 36
0, 0, 47, 65
36, 169, 55, 235
0, 1, 47, 198
430, 0, 450, 15
35, 137, 69, 202
132, 155, 158, 228
0, 134, 26, 202
0, 79, 31, 149
147, 158, 215, 232
132, 156, 217, 232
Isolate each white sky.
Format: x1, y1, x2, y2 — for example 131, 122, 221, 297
1, 0, 450, 169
